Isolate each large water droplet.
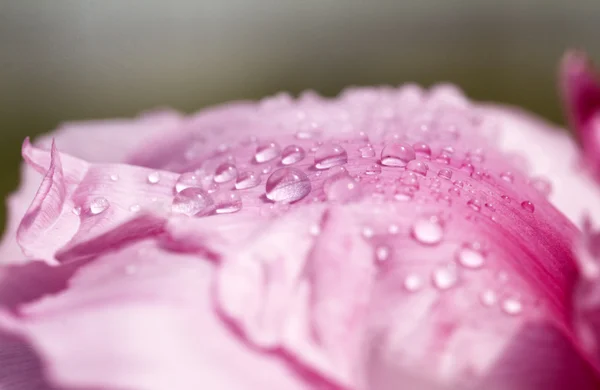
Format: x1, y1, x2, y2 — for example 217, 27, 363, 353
501, 298, 523, 315
432, 265, 458, 290
413, 142, 431, 159
214, 162, 238, 183
359, 145, 376, 158
265, 167, 311, 203
90, 197, 110, 215
235, 170, 261, 190
214, 192, 243, 214
281, 145, 306, 165
147, 171, 161, 184
325, 176, 362, 203
404, 274, 423, 292
381, 142, 415, 167
411, 216, 443, 245
521, 201, 535, 213
314, 144, 348, 169
172, 188, 214, 216
255, 141, 281, 163
400, 171, 419, 188
456, 245, 485, 269
407, 160, 428, 176
175, 172, 202, 193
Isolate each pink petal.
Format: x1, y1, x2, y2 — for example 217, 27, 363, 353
1, 241, 320, 390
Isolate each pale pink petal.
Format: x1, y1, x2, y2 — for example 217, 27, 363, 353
1, 241, 321, 390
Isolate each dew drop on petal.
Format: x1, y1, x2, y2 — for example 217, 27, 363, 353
437, 168, 453, 180
90, 197, 110, 215
365, 163, 382, 175
404, 274, 423, 292
460, 163, 475, 174
281, 145, 306, 165
147, 171, 161, 184
480, 289, 497, 307
172, 188, 214, 216
501, 298, 523, 315
214, 191, 243, 214
400, 171, 420, 188
255, 141, 281, 163
432, 265, 458, 290
359, 145, 376, 158
521, 201, 535, 213
175, 172, 202, 193
110, 174, 119, 182
448, 187, 461, 196
375, 245, 391, 262
265, 167, 311, 203
500, 172, 514, 183
407, 160, 428, 176
72, 206, 81, 216
456, 245, 486, 269
381, 142, 416, 167
325, 176, 362, 203
214, 162, 238, 183
411, 216, 443, 245
467, 199, 481, 212
129, 204, 141, 213
501, 195, 511, 203
362, 226, 375, 239
413, 142, 431, 159
314, 144, 348, 169
530, 177, 552, 197
235, 170, 261, 190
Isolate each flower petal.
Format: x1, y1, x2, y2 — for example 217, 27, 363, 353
1, 241, 321, 390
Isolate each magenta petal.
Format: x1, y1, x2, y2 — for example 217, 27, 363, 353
561, 51, 600, 179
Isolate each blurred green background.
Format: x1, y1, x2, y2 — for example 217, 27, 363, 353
0, 0, 599, 230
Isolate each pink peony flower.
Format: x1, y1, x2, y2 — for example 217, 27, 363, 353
2, 51, 600, 390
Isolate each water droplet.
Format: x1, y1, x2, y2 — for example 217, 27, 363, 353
448, 187, 461, 196
325, 176, 362, 203
501, 195, 511, 203
205, 182, 219, 193
365, 163, 382, 175
388, 224, 399, 234
214, 192, 242, 214
362, 226, 375, 239
254, 142, 281, 163
437, 168, 453, 180
235, 170, 261, 190
521, 201, 535, 213
432, 265, 458, 290
314, 144, 348, 169
404, 274, 423, 292
309, 224, 321, 236
470, 171, 482, 180
175, 172, 202, 193
381, 142, 415, 167
129, 204, 141, 213
411, 216, 443, 245
456, 245, 486, 269
214, 162, 237, 183
110, 174, 119, 182
147, 171, 161, 184
480, 289, 497, 306
407, 160, 428, 176
90, 197, 110, 215
359, 145, 376, 158
454, 180, 465, 188
265, 167, 311, 203
413, 143, 431, 158
375, 245, 390, 262
281, 145, 306, 165
530, 177, 552, 197
72, 206, 81, 216
172, 188, 214, 216
400, 171, 420, 188
466, 149, 485, 163
460, 162, 475, 174
467, 199, 481, 212
394, 186, 415, 201
501, 298, 523, 315
500, 171, 514, 183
